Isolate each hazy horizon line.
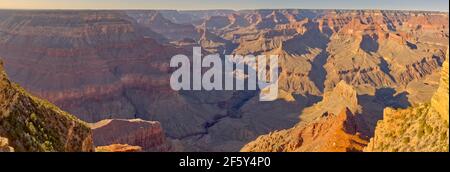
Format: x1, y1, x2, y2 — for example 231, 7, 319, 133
0, 8, 448, 13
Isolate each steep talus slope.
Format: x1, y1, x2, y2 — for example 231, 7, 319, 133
90, 119, 173, 152
364, 49, 449, 152
241, 81, 370, 152
0, 61, 94, 152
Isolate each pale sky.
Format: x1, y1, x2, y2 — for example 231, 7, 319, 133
0, 0, 448, 12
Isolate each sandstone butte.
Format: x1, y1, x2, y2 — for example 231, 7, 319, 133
90, 119, 173, 152
0, 60, 94, 152
364, 49, 449, 152
241, 108, 369, 152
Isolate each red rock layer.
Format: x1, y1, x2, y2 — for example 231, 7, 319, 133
241, 108, 369, 152
90, 119, 172, 152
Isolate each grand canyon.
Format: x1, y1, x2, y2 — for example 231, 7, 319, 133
0, 9, 448, 152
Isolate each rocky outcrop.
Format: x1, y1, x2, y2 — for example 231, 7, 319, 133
299, 81, 362, 123
96, 144, 142, 152
364, 49, 449, 152
90, 119, 172, 152
0, 61, 94, 152
241, 81, 370, 152
364, 104, 448, 152
0, 136, 14, 152
241, 108, 369, 152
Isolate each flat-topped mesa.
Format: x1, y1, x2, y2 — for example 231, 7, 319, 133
241, 108, 369, 152
90, 119, 172, 152
0, 60, 94, 152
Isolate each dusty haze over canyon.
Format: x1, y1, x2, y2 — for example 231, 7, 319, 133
0, 9, 448, 152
